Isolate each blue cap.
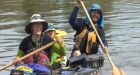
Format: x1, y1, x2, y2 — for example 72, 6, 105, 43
89, 3, 101, 10
45, 24, 55, 32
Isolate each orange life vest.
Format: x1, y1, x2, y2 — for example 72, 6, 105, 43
75, 27, 96, 54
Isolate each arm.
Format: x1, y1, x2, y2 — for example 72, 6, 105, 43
15, 49, 25, 64
69, 6, 79, 26
51, 41, 67, 56
14, 37, 28, 64
97, 27, 108, 47
16, 49, 25, 57
41, 35, 54, 58
17, 37, 29, 57
69, 6, 84, 31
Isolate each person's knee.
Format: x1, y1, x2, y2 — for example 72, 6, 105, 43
72, 50, 81, 57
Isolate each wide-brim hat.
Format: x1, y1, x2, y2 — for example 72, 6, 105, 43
25, 14, 48, 34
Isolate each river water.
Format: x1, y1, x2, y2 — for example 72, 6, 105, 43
0, 0, 140, 75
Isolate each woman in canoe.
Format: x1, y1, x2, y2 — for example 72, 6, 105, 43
12, 14, 53, 75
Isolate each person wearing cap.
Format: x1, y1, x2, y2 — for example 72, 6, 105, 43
69, 0, 108, 57
44, 24, 68, 69
14, 14, 53, 67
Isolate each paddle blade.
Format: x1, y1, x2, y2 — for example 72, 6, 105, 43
112, 67, 121, 75
119, 69, 126, 75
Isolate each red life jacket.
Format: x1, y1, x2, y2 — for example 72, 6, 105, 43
23, 51, 50, 67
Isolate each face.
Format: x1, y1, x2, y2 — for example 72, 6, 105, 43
91, 10, 100, 22
45, 30, 56, 38
31, 22, 43, 36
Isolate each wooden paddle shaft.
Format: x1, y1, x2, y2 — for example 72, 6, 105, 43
0, 42, 53, 71
79, 1, 115, 67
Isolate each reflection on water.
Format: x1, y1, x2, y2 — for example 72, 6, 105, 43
103, 0, 140, 75
0, 0, 140, 75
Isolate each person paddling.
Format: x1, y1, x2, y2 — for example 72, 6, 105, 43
14, 14, 53, 67
69, 0, 109, 74
44, 24, 68, 70
69, 0, 108, 57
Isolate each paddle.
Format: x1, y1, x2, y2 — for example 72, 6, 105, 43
79, 0, 125, 75
0, 42, 53, 71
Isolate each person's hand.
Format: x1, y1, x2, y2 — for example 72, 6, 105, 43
62, 56, 67, 67
76, 0, 83, 8
13, 56, 23, 64
103, 47, 109, 54
56, 37, 63, 44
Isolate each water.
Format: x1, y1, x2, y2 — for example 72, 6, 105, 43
0, 0, 140, 75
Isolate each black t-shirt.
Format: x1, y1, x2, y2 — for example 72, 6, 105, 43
19, 34, 53, 57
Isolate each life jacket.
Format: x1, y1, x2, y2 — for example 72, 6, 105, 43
51, 50, 61, 65
23, 51, 50, 67
74, 27, 96, 54
50, 41, 67, 66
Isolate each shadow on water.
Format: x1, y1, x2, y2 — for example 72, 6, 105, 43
0, 0, 140, 75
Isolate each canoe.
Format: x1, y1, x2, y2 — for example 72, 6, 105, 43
10, 54, 104, 75
59, 54, 104, 75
